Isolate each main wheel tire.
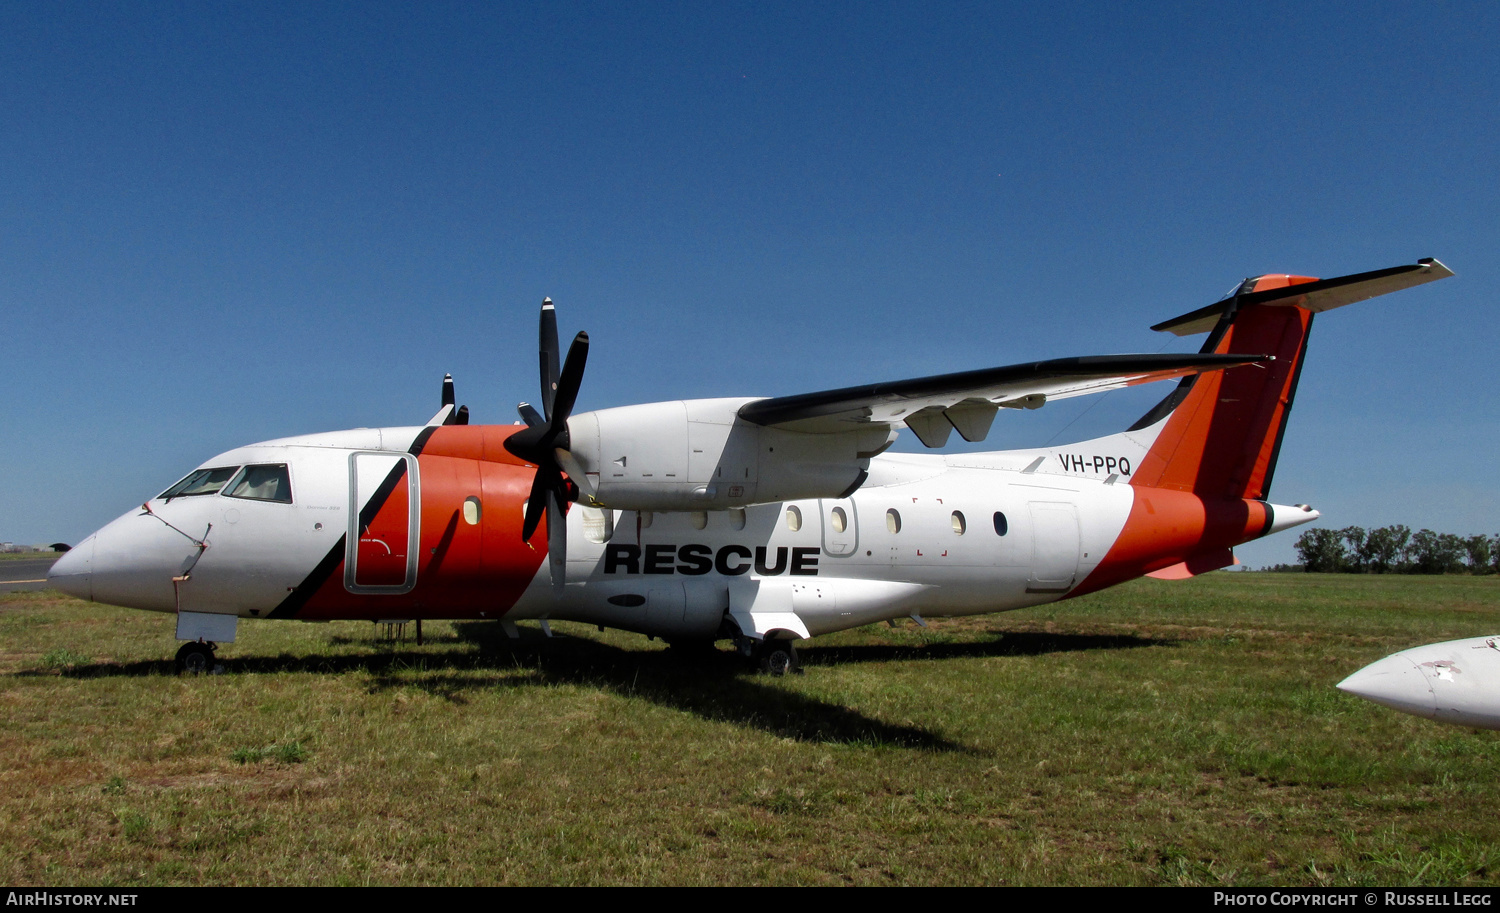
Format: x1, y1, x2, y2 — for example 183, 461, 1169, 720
757, 641, 799, 676
175, 642, 214, 675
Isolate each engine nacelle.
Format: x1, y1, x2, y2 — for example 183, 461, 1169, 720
566, 398, 896, 512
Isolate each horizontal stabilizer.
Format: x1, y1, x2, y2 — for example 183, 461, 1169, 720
1145, 548, 1237, 580
1153, 258, 1453, 337
738, 352, 1266, 436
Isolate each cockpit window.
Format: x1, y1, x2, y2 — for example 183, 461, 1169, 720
224, 464, 293, 503
160, 466, 240, 500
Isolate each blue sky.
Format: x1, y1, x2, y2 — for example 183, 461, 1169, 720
2, 1, 1495, 568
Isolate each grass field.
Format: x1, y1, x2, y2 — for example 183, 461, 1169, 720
3, 573, 1499, 886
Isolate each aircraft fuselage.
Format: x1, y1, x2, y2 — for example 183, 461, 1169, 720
49, 420, 1306, 645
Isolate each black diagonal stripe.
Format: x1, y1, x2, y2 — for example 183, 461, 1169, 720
268, 426, 439, 619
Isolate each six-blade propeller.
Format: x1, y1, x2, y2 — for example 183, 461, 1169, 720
502, 298, 588, 587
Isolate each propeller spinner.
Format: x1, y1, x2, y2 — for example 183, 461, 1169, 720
503, 298, 589, 587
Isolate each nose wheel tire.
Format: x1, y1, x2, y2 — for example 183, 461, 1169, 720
175, 642, 215, 675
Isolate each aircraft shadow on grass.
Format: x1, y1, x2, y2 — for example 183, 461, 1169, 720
798, 629, 1171, 666
30, 626, 1169, 753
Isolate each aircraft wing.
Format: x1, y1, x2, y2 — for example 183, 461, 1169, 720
736, 352, 1265, 445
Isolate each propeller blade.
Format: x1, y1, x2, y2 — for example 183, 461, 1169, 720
556, 448, 596, 500
550, 332, 589, 428
546, 481, 567, 589
517, 402, 544, 428
520, 470, 569, 586
521, 471, 551, 543
455, 405, 469, 425
539, 298, 559, 422
427, 374, 458, 425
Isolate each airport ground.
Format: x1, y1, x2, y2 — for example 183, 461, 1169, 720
0, 552, 61, 594
2, 572, 1498, 886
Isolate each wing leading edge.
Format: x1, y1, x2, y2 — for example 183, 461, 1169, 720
736, 352, 1267, 446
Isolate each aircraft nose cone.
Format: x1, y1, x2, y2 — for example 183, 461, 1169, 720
47, 536, 94, 601
1338, 652, 1435, 719
1338, 638, 1500, 730
53, 509, 192, 612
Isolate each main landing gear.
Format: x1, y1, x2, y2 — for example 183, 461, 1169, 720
752, 639, 801, 676
175, 641, 216, 675
730, 622, 803, 676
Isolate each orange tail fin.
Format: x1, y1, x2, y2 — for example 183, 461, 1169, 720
1071, 259, 1450, 596
1130, 274, 1315, 500
1129, 258, 1452, 501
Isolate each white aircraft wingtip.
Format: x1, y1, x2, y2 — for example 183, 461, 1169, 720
1337, 652, 1436, 719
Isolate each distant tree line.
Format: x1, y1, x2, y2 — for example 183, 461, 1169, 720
1290, 526, 1497, 574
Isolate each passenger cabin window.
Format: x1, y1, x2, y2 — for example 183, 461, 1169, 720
785, 506, 802, 532
160, 466, 240, 500
886, 509, 902, 534
993, 511, 1009, 536
225, 464, 293, 503
951, 511, 966, 535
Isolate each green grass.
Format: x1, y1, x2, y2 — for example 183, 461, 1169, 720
229, 742, 308, 765
1, 574, 1498, 886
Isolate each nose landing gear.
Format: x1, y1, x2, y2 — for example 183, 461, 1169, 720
175, 641, 217, 675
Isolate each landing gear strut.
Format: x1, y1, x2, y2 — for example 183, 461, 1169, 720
175, 641, 215, 675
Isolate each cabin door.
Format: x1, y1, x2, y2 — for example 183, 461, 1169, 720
345, 452, 420, 594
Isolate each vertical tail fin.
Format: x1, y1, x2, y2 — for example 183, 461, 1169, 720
1129, 274, 1315, 500
1129, 259, 1452, 501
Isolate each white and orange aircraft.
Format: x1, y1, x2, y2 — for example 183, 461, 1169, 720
50, 259, 1452, 674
